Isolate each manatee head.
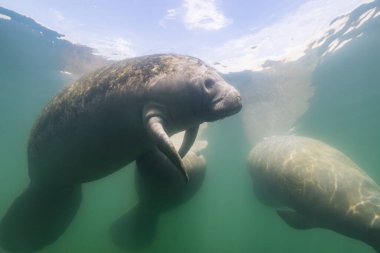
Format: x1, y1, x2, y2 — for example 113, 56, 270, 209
197, 72, 242, 122
147, 54, 242, 130
143, 54, 241, 181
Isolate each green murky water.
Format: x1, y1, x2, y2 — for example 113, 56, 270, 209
1, 2, 380, 253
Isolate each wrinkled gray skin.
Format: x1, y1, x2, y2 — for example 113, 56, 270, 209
0, 54, 241, 253
248, 136, 380, 252
110, 148, 206, 250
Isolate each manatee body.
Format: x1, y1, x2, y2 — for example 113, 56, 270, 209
248, 135, 380, 252
0, 54, 241, 252
110, 148, 206, 250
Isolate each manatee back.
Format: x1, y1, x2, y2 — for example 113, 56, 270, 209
29, 54, 204, 151
27, 54, 211, 185
248, 136, 379, 215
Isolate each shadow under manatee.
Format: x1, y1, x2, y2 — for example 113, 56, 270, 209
110, 148, 206, 250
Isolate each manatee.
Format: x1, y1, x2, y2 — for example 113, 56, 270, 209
0, 54, 242, 252
248, 135, 380, 252
110, 147, 206, 250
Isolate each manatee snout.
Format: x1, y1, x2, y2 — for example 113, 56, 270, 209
212, 86, 242, 119
221, 86, 242, 111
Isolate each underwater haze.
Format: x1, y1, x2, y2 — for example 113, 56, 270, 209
1, 1, 380, 253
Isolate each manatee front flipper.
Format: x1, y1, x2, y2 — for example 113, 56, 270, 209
0, 184, 82, 252
143, 103, 189, 182
110, 204, 158, 250
178, 125, 199, 158
277, 209, 314, 230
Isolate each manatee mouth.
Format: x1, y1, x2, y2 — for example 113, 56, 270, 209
211, 96, 225, 105
217, 96, 242, 116
206, 94, 242, 121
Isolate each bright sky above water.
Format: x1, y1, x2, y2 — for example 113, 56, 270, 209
0, 0, 374, 72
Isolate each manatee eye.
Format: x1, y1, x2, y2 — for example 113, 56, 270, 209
204, 78, 215, 89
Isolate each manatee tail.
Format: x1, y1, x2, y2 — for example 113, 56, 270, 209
110, 204, 159, 250
0, 184, 82, 252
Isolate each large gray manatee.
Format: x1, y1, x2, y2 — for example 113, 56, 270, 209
0, 54, 241, 252
248, 135, 380, 252
110, 147, 206, 250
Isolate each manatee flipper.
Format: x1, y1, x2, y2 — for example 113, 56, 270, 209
277, 209, 314, 230
110, 204, 158, 250
178, 125, 199, 158
143, 103, 189, 182
0, 184, 82, 252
